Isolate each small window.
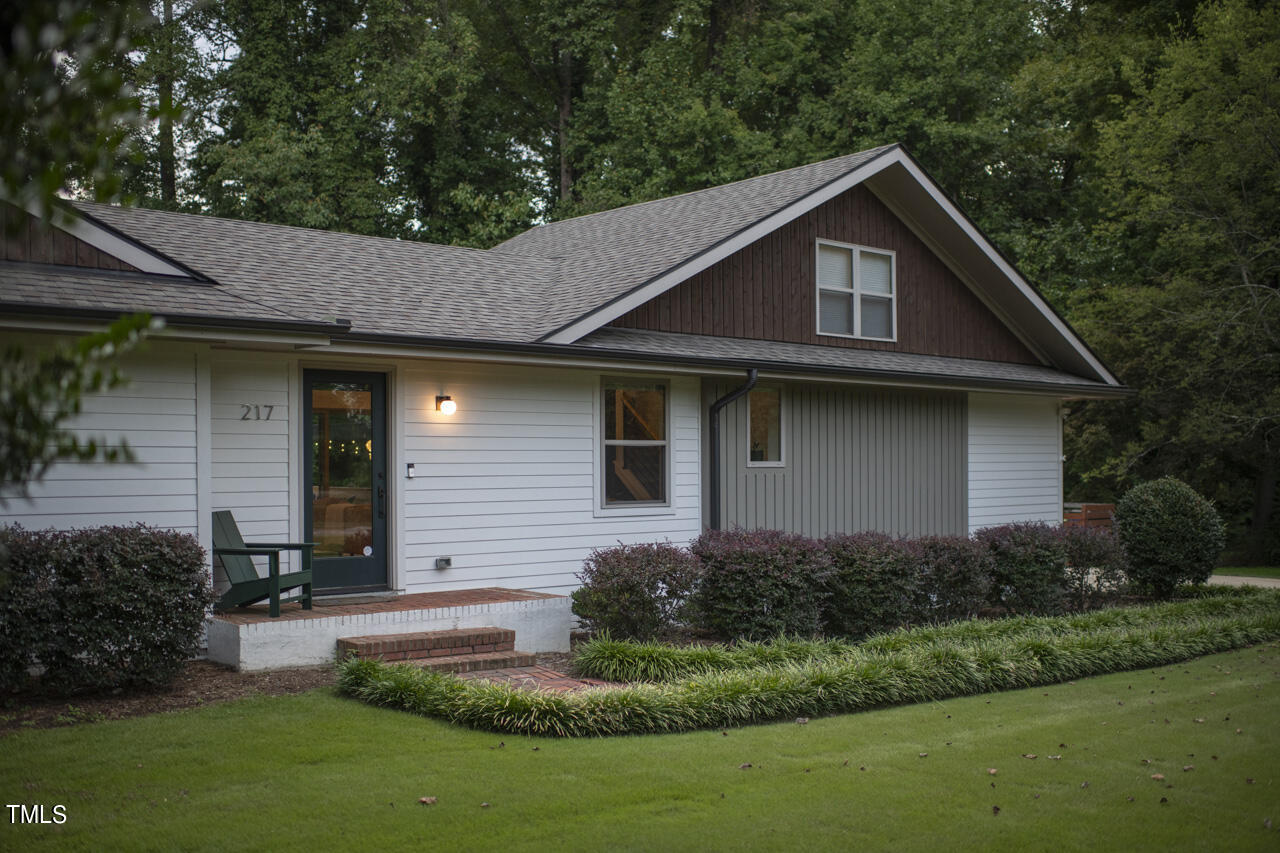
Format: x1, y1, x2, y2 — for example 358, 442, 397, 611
748, 387, 783, 466
602, 379, 667, 505
817, 241, 896, 340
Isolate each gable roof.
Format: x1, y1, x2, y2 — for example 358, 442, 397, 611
0, 145, 1123, 395
497, 145, 1116, 386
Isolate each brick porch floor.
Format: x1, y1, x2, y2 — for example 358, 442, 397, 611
214, 587, 561, 625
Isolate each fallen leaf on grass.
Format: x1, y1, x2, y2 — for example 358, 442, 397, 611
919, 753, 928, 758
1151, 774, 1166, 781
988, 768, 998, 776
1022, 754, 1037, 760
1247, 778, 1255, 784
992, 806, 1000, 815
1183, 766, 1194, 772
1081, 782, 1089, 789
1048, 755, 1062, 760
1160, 797, 1168, 804
739, 763, 752, 770
418, 797, 437, 805
480, 802, 490, 808
1194, 718, 1205, 724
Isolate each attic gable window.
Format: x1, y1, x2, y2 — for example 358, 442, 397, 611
816, 240, 896, 341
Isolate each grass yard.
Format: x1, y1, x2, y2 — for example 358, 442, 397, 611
2, 643, 1277, 852
1216, 567, 1280, 580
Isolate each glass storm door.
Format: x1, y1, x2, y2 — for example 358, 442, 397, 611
303, 370, 388, 592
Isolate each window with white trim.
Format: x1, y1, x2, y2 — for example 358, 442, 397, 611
601, 378, 668, 506
816, 240, 896, 340
747, 386, 783, 466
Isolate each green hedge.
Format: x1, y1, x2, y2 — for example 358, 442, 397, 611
574, 588, 1279, 682
339, 589, 1280, 737
0, 524, 214, 694
1115, 476, 1226, 597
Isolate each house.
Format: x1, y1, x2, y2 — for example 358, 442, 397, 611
0, 144, 1125, 667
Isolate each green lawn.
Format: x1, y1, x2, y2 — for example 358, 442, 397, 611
1216, 567, 1280, 580
2, 644, 1278, 852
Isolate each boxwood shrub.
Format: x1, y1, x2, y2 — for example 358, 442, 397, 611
0, 524, 214, 695
571, 542, 701, 640
975, 522, 1069, 615
1114, 476, 1226, 597
690, 528, 832, 639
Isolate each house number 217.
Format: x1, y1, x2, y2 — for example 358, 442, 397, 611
240, 405, 274, 421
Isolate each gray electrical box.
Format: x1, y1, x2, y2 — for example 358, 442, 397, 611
435, 557, 452, 570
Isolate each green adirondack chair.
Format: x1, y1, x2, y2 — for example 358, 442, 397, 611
213, 510, 314, 618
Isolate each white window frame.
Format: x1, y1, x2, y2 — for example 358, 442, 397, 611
593, 376, 674, 514
815, 238, 897, 342
746, 385, 785, 468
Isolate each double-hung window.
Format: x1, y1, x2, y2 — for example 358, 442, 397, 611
602, 378, 667, 506
816, 240, 896, 340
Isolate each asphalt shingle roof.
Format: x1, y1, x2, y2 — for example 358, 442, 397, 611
0, 264, 312, 325
70, 202, 562, 342
495, 146, 895, 338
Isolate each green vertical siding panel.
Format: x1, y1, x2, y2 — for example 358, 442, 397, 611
712, 381, 965, 538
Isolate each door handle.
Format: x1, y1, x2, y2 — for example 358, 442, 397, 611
377, 485, 386, 520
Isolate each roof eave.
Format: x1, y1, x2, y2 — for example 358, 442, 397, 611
0, 301, 351, 336
337, 330, 1131, 399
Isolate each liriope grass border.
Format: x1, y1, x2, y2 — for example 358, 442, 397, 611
338, 590, 1280, 738
573, 587, 1279, 682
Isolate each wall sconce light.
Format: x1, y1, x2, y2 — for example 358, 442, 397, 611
435, 395, 456, 415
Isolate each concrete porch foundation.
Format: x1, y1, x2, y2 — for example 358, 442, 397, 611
206, 587, 572, 671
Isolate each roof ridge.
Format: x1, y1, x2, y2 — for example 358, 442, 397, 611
496, 144, 899, 252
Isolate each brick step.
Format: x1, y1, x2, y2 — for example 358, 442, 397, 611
337, 626, 516, 662
411, 650, 538, 674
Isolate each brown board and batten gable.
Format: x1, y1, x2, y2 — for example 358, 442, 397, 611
609, 184, 1040, 365
1, 203, 140, 273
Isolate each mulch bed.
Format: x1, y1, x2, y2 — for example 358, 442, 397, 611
1, 652, 576, 734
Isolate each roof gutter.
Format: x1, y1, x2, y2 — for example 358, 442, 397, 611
707, 369, 758, 531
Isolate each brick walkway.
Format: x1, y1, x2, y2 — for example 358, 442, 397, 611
456, 665, 620, 693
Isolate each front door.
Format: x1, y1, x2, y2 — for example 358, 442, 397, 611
303, 370, 388, 592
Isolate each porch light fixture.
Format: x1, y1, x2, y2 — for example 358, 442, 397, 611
435, 395, 456, 415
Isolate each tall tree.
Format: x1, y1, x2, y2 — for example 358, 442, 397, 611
1065, 0, 1280, 560
193, 0, 539, 244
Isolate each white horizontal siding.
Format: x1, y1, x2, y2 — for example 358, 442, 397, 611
210, 357, 293, 577
400, 365, 701, 595
967, 393, 1062, 534
0, 342, 199, 534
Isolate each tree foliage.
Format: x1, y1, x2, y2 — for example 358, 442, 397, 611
0, 0, 151, 224
1066, 0, 1280, 559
